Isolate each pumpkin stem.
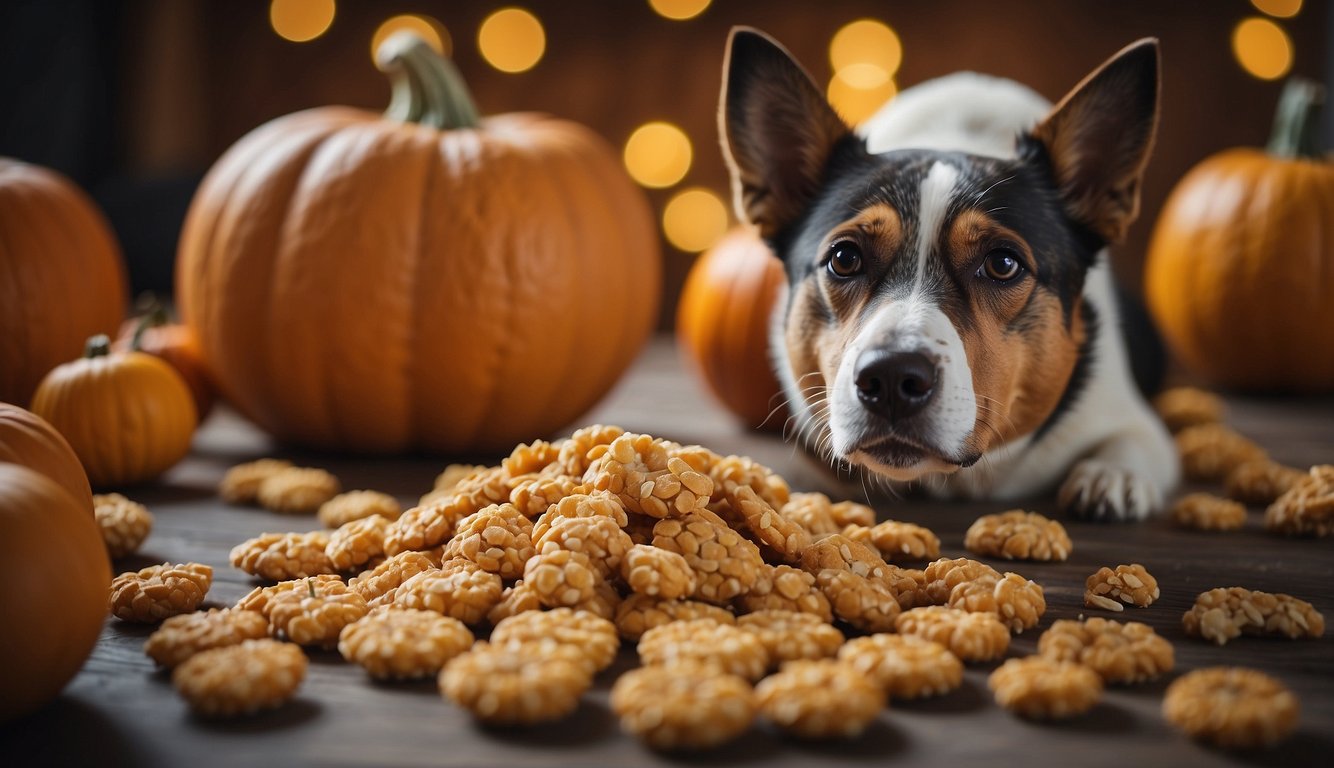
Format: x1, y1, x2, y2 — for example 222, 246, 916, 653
1267, 78, 1326, 159
84, 334, 111, 359
130, 301, 170, 353
375, 31, 479, 130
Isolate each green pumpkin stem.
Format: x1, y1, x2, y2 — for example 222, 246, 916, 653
1266, 78, 1326, 159
84, 335, 112, 359
376, 31, 479, 130
129, 301, 170, 353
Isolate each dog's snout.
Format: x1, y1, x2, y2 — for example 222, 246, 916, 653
854, 350, 938, 421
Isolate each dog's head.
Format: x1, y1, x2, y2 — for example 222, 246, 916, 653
720, 29, 1159, 482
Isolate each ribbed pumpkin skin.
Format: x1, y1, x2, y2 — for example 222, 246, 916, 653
0, 464, 110, 721
676, 228, 787, 430
0, 402, 94, 513
176, 109, 660, 453
114, 321, 216, 421
0, 159, 127, 406
1144, 149, 1334, 392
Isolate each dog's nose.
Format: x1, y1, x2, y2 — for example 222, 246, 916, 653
854, 350, 937, 421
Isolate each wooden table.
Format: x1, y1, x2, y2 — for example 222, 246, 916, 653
4, 337, 1332, 767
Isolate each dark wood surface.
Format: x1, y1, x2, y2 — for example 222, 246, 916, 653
3, 337, 1332, 767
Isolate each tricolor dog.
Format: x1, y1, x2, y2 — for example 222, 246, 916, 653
719, 28, 1179, 520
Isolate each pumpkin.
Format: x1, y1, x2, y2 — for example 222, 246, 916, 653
0, 401, 94, 513
676, 227, 788, 430
175, 33, 659, 453
1145, 79, 1334, 392
31, 335, 197, 488
0, 158, 127, 406
114, 304, 216, 421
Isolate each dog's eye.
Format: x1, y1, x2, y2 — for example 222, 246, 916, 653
980, 249, 1024, 282
827, 241, 864, 278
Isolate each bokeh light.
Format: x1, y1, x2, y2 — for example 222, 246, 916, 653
624, 122, 693, 189
478, 8, 546, 73
1251, 0, 1302, 18
270, 0, 335, 43
827, 68, 898, 126
371, 15, 451, 61
663, 188, 729, 252
649, 0, 712, 21
1232, 17, 1293, 80
830, 19, 902, 79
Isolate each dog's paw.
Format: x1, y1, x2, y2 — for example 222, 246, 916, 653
1057, 460, 1162, 522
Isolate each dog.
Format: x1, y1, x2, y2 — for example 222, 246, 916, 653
719, 28, 1179, 520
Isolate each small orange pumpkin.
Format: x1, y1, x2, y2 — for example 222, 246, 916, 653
31, 335, 197, 488
0, 401, 94, 513
0, 158, 127, 406
676, 228, 788, 430
1145, 79, 1334, 392
115, 305, 216, 421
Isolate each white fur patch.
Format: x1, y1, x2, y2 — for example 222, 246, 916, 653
912, 162, 958, 296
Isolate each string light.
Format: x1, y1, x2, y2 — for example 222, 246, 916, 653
269, 0, 335, 43
830, 19, 902, 79
1233, 17, 1293, 80
478, 8, 546, 73
1250, 0, 1302, 18
827, 69, 898, 126
624, 122, 693, 189
648, 0, 712, 21
663, 188, 729, 252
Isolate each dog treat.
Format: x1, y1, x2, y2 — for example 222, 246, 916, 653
1183, 587, 1325, 645
725, 483, 811, 562
988, 656, 1102, 719
554, 424, 625, 476
829, 500, 876, 528
439, 642, 591, 725
219, 458, 294, 504
94, 493, 153, 558
800, 533, 895, 580
738, 564, 833, 622
1162, 667, 1299, 749
265, 577, 369, 647
325, 515, 389, 572
487, 581, 542, 625
433, 463, 488, 492
754, 659, 885, 739
844, 520, 940, 562
1152, 387, 1225, 433
895, 606, 1010, 663
235, 574, 345, 615
964, 510, 1072, 562
503, 439, 561, 477
338, 607, 474, 680
780, 492, 841, 536
1038, 618, 1174, 684
652, 509, 764, 604
585, 433, 714, 518
1170, 493, 1246, 532
490, 608, 620, 673
1265, 464, 1334, 537
509, 472, 585, 519
444, 503, 536, 579
838, 634, 963, 699
816, 568, 902, 632
532, 493, 629, 543
573, 579, 622, 620
737, 610, 844, 666
923, 557, 1002, 605
173, 639, 306, 718
143, 608, 269, 669
710, 454, 791, 511
1176, 423, 1267, 483
394, 560, 504, 625
317, 490, 402, 529
614, 594, 736, 641
948, 572, 1046, 633
256, 467, 341, 514
881, 565, 930, 610
231, 530, 335, 581
638, 618, 770, 681
533, 513, 632, 578
620, 543, 696, 600
1225, 460, 1306, 506
610, 662, 755, 750
1083, 564, 1160, 611
523, 549, 601, 608
385, 495, 484, 556
109, 562, 213, 623
347, 551, 434, 608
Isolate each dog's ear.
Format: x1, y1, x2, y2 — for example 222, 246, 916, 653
1029, 39, 1160, 245
720, 27, 854, 241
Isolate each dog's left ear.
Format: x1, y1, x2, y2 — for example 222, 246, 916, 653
1029, 39, 1160, 245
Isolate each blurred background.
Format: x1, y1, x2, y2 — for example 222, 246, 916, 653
1, 0, 1329, 330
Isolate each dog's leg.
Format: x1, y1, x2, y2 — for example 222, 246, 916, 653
1057, 414, 1178, 521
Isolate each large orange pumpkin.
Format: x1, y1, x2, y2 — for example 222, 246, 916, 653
676, 227, 788, 430
1145, 79, 1334, 392
0, 401, 94, 512
0, 159, 127, 406
176, 34, 659, 453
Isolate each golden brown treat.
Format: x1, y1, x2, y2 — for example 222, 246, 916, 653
880, 565, 930, 610
1266, 464, 1334, 537
219, 459, 293, 504
829, 500, 876, 528
1171, 493, 1247, 532
622, 513, 658, 546
572, 579, 623, 620
235, 574, 345, 615
1152, 386, 1225, 433
256, 467, 341, 514
737, 564, 833, 622
1162, 667, 1299, 749
94, 493, 153, 558
490, 608, 620, 672
668, 443, 723, 474
1183, 587, 1325, 645
486, 581, 542, 625
317, 490, 402, 529
838, 634, 963, 699
737, 610, 844, 666
439, 642, 591, 725
780, 492, 841, 536
1083, 564, 1160, 612
964, 510, 1072, 562
652, 509, 765, 604
816, 569, 901, 632
338, 608, 474, 680
433, 463, 487, 492
266, 577, 369, 647
709, 454, 792, 511
109, 562, 213, 623
754, 659, 885, 739
844, 520, 940, 563
384, 495, 482, 556
523, 549, 602, 608
533, 513, 633, 578
173, 639, 306, 717
1176, 423, 1267, 483
585, 434, 714, 518
922, 557, 1002, 605
509, 471, 585, 518
1038, 618, 1173, 684
502, 440, 561, 477
620, 543, 696, 600
143, 608, 269, 668
610, 663, 755, 751
613, 594, 736, 641
532, 493, 629, 541
555, 424, 625, 476
1225, 460, 1306, 506
394, 561, 504, 625
724, 483, 811, 563
347, 551, 434, 608
638, 618, 770, 681
947, 572, 1046, 633
799, 533, 893, 580
989, 656, 1102, 719
444, 503, 535, 579
326, 515, 390, 572
230, 531, 335, 581
895, 606, 1010, 663
450, 466, 517, 507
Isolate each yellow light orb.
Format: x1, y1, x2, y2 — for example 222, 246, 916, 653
624, 122, 693, 189
478, 8, 546, 73
830, 19, 902, 79
270, 0, 336, 43
649, 0, 712, 21
371, 15, 451, 61
663, 188, 729, 252
1232, 17, 1293, 81
1251, 0, 1302, 18
827, 69, 898, 126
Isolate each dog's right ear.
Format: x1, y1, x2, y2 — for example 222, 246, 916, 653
720, 28, 854, 241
